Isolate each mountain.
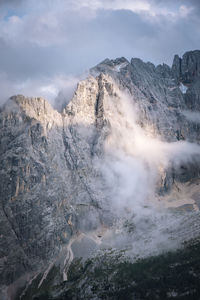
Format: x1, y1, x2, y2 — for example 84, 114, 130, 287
0, 50, 200, 299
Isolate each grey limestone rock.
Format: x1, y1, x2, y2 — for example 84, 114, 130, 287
172, 50, 200, 112
1, 51, 200, 299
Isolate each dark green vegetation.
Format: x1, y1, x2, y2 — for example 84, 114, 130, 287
20, 240, 200, 300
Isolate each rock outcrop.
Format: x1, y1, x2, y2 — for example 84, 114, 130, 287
172, 50, 200, 111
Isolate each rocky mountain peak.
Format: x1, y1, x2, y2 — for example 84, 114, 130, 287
172, 50, 200, 83
3, 94, 62, 128
171, 50, 200, 111
1, 51, 200, 299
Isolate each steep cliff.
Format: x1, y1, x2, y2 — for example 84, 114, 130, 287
172, 50, 200, 111
0, 51, 200, 299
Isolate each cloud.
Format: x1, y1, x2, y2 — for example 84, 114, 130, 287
90, 86, 200, 256
182, 110, 200, 123
43, 0, 195, 20
0, 73, 81, 109
0, 0, 199, 104
0, 0, 24, 6
96, 88, 200, 217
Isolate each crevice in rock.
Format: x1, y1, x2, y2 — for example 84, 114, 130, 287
61, 116, 101, 209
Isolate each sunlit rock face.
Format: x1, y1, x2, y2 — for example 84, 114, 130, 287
1, 51, 200, 299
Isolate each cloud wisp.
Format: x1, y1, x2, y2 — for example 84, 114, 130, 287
0, 74, 82, 110
99, 89, 200, 214
182, 110, 200, 124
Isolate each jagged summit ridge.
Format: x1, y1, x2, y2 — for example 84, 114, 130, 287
172, 50, 200, 82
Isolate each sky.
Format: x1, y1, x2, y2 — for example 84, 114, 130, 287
0, 0, 199, 104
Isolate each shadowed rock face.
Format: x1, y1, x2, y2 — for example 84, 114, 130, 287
1, 51, 200, 299
172, 50, 200, 111
172, 50, 200, 83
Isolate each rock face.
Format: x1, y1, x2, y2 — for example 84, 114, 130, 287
172, 50, 200, 111
172, 50, 200, 83
0, 51, 200, 299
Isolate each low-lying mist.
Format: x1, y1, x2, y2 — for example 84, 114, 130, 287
182, 110, 200, 123
93, 87, 200, 258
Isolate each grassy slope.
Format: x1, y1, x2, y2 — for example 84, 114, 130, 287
20, 240, 200, 300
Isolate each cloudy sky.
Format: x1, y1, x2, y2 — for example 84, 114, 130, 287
0, 0, 199, 104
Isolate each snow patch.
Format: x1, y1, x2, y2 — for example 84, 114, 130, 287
113, 62, 128, 72
179, 83, 188, 94
168, 87, 176, 91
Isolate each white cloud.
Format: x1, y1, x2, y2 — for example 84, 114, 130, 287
0, 0, 196, 50
0, 12, 66, 46
97, 88, 200, 216
0, 0, 194, 42
0, 0, 199, 102
0, 15, 23, 43
65, 0, 194, 20
182, 110, 200, 123
0, 73, 81, 109
179, 5, 194, 17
